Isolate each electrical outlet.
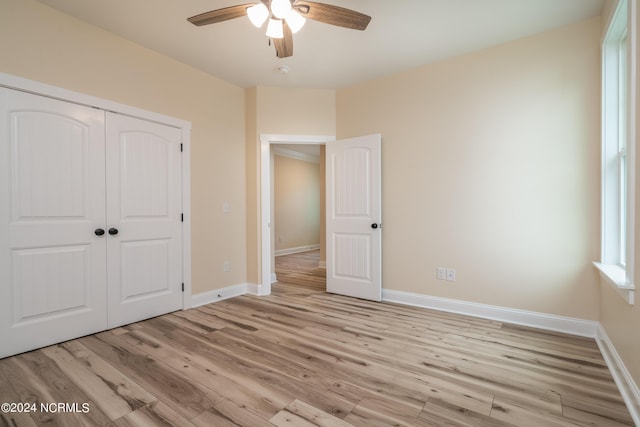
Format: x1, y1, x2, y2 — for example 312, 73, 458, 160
223, 261, 230, 272
436, 267, 446, 280
223, 202, 230, 213
446, 268, 456, 282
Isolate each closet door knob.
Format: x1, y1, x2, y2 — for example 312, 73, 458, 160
108, 228, 119, 236
94, 228, 105, 236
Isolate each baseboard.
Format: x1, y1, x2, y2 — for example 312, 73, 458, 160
382, 289, 598, 338
247, 283, 271, 296
271, 273, 278, 284
318, 260, 326, 269
190, 283, 247, 308
190, 282, 270, 306
275, 244, 320, 257
596, 325, 640, 425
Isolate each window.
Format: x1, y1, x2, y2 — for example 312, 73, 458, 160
619, 29, 628, 267
597, 0, 636, 304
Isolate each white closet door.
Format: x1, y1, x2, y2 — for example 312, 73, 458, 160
0, 88, 107, 358
106, 112, 182, 328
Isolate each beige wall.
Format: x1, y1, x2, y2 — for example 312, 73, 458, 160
600, 0, 640, 393
0, 0, 247, 295
273, 155, 321, 251
245, 86, 335, 284
337, 18, 602, 320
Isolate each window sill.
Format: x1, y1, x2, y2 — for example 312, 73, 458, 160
593, 262, 635, 305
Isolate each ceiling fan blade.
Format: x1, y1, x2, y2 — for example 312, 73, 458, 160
294, 1, 371, 30
188, 4, 255, 26
273, 21, 294, 58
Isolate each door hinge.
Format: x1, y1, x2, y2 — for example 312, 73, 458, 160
180, 143, 183, 152
181, 283, 185, 292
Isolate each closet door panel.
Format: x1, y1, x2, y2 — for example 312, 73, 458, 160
106, 112, 182, 328
0, 88, 107, 358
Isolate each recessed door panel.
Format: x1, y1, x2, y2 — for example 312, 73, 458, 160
0, 88, 107, 359
13, 246, 89, 322
121, 132, 169, 218
120, 239, 170, 300
333, 233, 371, 282
334, 148, 371, 218
12, 112, 87, 220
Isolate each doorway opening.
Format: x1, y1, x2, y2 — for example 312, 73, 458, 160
275, 250, 326, 292
259, 134, 335, 296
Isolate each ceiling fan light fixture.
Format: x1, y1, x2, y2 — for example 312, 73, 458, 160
266, 18, 284, 38
285, 9, 306, 34
271, 0, 292, 19
247, 3, 269, 28
187, 1, 372, 58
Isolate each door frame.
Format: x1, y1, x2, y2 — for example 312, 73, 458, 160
0, 72, 193, 309
259, 133, 335, 295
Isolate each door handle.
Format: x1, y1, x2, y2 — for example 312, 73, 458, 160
108, 228, 119, 236
371, 223, 380, 229
94, 228, 105, 236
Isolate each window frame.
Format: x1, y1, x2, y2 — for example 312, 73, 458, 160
596, 0, 636, 305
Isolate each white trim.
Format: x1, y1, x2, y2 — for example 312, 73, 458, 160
594, 262, 636, 304
626, 0, 637, 290
0, 73, 190, 129
596, 324, 640, 425
599, 0, 636, 303
271, 273, 278, 284
181, 123, 193, 309
247, 283, 269, 296
273, 146, 320, 164
190, 284, 247, 308
275, 244, 320, 257
382, 289, 598, 337
260, 134, 335, 297
0, 72, 193, 310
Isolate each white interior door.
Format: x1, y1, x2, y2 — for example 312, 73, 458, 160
326, 134, 382, 301
106, 112, 182, 328
0, 88, 107, 358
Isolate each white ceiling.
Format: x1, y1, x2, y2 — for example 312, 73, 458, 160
36, 0, 605, 89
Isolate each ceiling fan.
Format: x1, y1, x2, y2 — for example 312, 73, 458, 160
187, 0, 371, 58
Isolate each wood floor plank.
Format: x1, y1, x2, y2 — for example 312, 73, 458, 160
79, 332, 215, 421
490, 397, 588, 427
189, 401, 278, 427
117, 325, 294, 420
0, 351, 112, 426
0, 250, 632, 426
134, 316, 356, 419
269, 399, 355, 427
560, 394, 635, 426
0, 366, 39, 427
41, 341, 156, 421
113, 401, 195, 427
421, 398, 516, 427
343, 397, 434, 427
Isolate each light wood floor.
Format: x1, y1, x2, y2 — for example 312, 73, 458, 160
0, 252, 633, 426
275, 249, 326, 291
